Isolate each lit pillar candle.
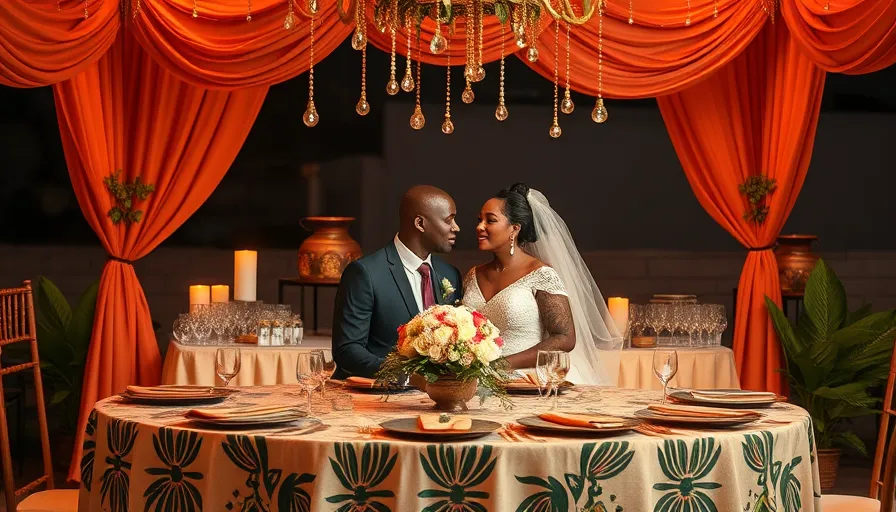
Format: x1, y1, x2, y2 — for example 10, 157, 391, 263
211, 285, 230, 303
608, 297, 630, 336
234, 250, 257, 302
189, 285, 210, 307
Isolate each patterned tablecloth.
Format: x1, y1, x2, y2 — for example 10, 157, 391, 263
78, 385, 820, 512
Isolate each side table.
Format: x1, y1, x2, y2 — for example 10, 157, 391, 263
278, 278, 339, 333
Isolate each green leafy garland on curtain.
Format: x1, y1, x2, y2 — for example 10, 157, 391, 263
103, 170, 154, 225
739, 175, 777, 224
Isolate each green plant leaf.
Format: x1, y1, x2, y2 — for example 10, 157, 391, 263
68, 280, 99, 362
844, 303, 873, 328
494, 1, 508, 22
802, 259, 847, 345
832, 431, 868, 456
35, 275, 72, 334
814, 381, 878, 408
765, 296, 806, 356
50, 390, 71, 405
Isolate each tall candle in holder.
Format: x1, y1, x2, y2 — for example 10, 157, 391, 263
189, 285, 210, 307
608, 297, 630, 337
234, 250, 257, 302
211, 285, 230, 303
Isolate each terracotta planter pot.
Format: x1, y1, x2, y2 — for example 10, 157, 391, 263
775, 234, 819, 294
297, 217, 362, 283
817, 448, 841, 492
425, 376, 478, 411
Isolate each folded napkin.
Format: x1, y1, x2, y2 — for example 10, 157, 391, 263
188, 404, 299, 420
648, 403, 760, 419
345, 376, 377, 388
539, 412, 626, 429
689, 390, 776, 401
126, 385, 214, 397
418, 413, 472, 431
510, 371, 540, 385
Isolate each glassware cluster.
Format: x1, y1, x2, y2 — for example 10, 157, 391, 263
627, 303, 728, 347
173, 302, 304, 346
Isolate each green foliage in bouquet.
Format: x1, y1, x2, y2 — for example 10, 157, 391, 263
375, 304, 515, 409
766, 258, 896, 455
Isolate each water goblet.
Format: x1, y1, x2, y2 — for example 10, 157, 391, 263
312, 349, 337, 398
215, 348, 241, 387
652, 349, 679, 403
296, 352, 324, 414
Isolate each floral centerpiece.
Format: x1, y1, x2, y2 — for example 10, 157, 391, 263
376, 304, 513, 410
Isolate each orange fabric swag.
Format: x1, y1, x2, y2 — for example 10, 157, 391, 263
53, 31, 267, 480
0, 0, 119, 87
131, 0, 354, 89
782, 0, 896, 74
522, 0, 768, 98
658, 21, 825, 393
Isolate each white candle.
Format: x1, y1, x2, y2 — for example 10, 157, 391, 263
608, 297, 629, 336
189, 285, 210, 307
234, 250, 257, 302
211, 285, 230, 303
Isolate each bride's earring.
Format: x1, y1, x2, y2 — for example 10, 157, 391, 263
510, 235, 515, 256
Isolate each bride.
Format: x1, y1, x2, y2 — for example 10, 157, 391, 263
461, 183, 624, 385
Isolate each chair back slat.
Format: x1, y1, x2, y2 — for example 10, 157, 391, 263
0, 281, 56, 510
871, 346, 896, 500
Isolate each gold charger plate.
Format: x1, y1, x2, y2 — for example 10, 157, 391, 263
516, 416, 640, 435
379, 418, 501, 441
185, 409, 309, 429
634, 409, 760, 427
669, 390, 776, 409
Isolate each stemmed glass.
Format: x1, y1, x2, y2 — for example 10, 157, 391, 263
215, 348, 241, 387
296, 352, 324, 414
653, 349, 679, 403
313, 349, 337, 398
536, 350, 570, 410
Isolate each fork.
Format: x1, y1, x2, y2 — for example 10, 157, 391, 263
635, 423, 676, 437
507, 424, 546, 443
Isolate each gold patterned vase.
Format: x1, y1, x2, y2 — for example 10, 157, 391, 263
775, 234, 819, 294
425, 375, 478, 411
297, 217, 362, 283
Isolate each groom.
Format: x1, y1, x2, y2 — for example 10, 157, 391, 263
332, 185, 463, 379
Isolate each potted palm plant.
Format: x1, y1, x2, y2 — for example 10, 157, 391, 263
766, 258, 896, 491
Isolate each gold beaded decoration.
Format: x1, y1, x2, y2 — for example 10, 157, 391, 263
560, 22, 574, 115
401, 19, 415, 92
303, 8, 319, 127
713, 0, 718, 17
442, 49, 454, 134
495, 22, 508, 121
352, 0, 368, 49
356, 45, 370, 115
284, 0, 296, 29
685, 0, 691, 25
591, 0, 608, 124
247, 0, 252, 21
84, 0, 89, 18
386, 0, 399, 94
474, 0, 485, 82
629, 0, 634, 24
410, 29, 426, 129
549, 21, 561, 138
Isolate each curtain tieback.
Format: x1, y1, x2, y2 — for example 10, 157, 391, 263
746, 244, 775, 251
108, 255, 135, 265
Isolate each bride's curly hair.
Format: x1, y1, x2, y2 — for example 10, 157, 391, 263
496, 183, 538, 245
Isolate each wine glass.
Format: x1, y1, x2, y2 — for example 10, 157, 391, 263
215, 348, 241, 387
653, 349, 679, 403
312, 349, 337, 398
536, 350, 570, 410
296, 352, 324, 414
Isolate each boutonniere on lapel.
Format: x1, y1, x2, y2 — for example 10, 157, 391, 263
440, 278, 456, 302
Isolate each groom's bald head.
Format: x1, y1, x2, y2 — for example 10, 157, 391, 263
398, 185, 459, 256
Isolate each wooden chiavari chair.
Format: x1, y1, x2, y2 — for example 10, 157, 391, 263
820, 345, 896, 512
0, 281, 77, 511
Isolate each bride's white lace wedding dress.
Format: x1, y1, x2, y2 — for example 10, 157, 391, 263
461, 266, 589, 384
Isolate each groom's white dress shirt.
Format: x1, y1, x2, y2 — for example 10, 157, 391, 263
394, 234, 432, 313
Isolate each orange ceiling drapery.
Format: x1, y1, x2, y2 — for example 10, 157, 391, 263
521, 0, 768, 98
131, 0, 354, 88
657, 21, 825, 393
53, 32, 267, 479
0, 0, 119, 87
782, 0, 896, 74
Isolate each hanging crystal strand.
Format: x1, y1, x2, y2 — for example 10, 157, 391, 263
133, 0, 142, 19
560, 22, 574, 114
495, 22, 508, 121
591, 0, 608, 124
284, 0, 296, 29
442, 49, 454, 134
629, 0, 634, 24
431, 2, 448, 54
192, 0, 199, 17
549, 21, 561, 138
713, 0, 718, 17
356, 46, 370, 115
525, 4, 538, 62
514, 3, 526, 48
308, 0, 318, 15
823, 1, 830, 10
462, 1, 475, 104
352, 0, 368, 49
246, 0, 252, 21
410, 29, 426, 129
473, 0, 485, 82
685, 0, 691, 25
401, 19, 416, 92
303, 10, 320, 127
386, 0, 400, 94
84, 0, 89, 18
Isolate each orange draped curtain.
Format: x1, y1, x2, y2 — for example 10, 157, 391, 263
0, 0, 119, 87
657, 21, 825, 393
131, 0, 354, 88
522, 0, 768, 98
782, 0, 896, 74
53, 32, 267, 480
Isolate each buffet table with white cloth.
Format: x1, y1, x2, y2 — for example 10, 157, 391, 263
163, 339, 740, 390
78, 385, 819, 512
160, 336, 332, 386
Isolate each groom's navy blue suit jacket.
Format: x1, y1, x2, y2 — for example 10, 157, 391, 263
332, 241, 463, 379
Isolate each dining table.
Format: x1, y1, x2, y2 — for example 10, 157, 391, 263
78, 384, 821, 511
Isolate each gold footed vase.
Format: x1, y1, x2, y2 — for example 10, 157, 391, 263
425, 376, 478, 411
297, 216, 362, 283
775, 234, 819, 294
